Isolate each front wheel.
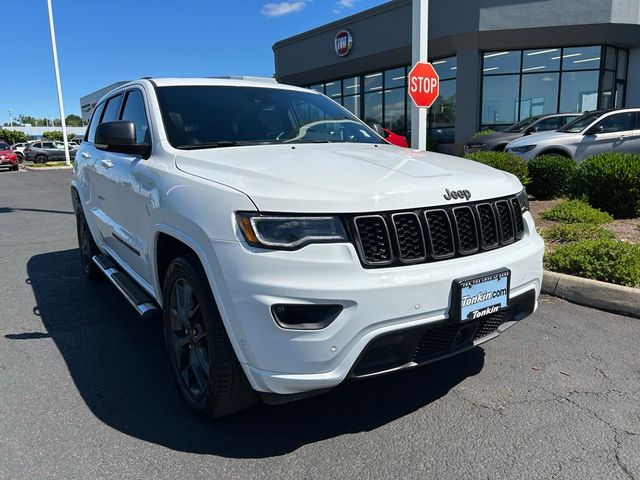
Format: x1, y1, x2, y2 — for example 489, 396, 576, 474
35, 154, 47, 164
162, 254, 256, 418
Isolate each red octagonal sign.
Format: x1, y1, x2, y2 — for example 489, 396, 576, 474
408, 62, 440, 108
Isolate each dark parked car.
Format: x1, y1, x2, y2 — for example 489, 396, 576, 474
24, 141, 76, 163
0, 142, 19, 171
465, 113, 582, 153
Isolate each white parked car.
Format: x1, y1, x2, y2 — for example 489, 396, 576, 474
71, 77, 544, 418
506, 108, 640, 162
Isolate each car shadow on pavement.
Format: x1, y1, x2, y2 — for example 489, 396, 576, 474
22, 248, 485, 458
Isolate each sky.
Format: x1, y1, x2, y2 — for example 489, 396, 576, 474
0, 0, 387, 124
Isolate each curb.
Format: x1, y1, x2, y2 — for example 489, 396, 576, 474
542, 270, 640, 318
25, 166, 73, 171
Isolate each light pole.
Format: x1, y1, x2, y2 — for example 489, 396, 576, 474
46, 0, 70, 165
8, 109, 13, 129
411, 0, 428, 151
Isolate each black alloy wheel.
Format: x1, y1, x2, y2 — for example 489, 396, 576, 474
162, 254, 257, 418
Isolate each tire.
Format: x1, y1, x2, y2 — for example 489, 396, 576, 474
75, 206, 100, 280
16, 153, 24, 163
35, 154, 47, 164
10, 165, 18, 171
538, 150, 570, 158
162, 253, 257, 418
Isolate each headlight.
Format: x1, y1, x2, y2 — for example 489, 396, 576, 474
236, 213, 348, 250
511, 145, 536, 153
516, 188, 529, 212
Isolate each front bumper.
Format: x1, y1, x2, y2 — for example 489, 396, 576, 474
212, 212, 544, 395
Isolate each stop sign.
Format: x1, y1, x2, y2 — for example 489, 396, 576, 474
408, 62, 440, 108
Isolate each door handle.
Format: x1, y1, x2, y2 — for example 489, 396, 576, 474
81, 152, 91, 159
101, 159, 113, 169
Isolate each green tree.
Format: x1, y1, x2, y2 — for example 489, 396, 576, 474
65, 114, 83, 126
0, 129, 28, 145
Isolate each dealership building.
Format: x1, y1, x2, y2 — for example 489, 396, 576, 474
273, 0, 640, 152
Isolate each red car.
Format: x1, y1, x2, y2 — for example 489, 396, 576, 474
0, 142, 19, 171
368, 123, 409, 148
382, 127, 409, 148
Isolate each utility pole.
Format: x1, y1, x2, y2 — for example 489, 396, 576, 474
46, 0, 71, 165
411, 0, 428, 150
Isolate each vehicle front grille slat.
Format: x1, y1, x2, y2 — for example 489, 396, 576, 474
476, 203, 499, 249
425, 210, 455, 258
495, 200, 515, 243
349, 194, 525, 268
353, 215, 393, 265
452, 206, 479, 254
392, 213, 427, 262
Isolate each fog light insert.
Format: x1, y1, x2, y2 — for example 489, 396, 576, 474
271, 304, 343, 330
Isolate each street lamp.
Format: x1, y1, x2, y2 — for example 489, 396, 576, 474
46, 0, 71, 166
8, 109, 13, 129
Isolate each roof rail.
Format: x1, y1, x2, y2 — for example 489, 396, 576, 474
211, 76, 277, 83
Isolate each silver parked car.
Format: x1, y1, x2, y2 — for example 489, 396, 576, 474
465, 113, 582, 153
506, 109, 640, 162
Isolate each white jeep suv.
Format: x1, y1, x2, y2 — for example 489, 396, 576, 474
71, 77, 544, 418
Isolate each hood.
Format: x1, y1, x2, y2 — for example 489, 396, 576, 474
467, 131, 521, 146
507, 130, 570, 148
175, 143, 523, 213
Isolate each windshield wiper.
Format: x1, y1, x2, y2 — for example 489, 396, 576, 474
176, 141, 242, 150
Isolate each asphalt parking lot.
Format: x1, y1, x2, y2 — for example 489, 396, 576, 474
1, 169, 639, 480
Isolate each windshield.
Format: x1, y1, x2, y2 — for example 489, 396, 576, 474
156, 85, 382, 149
505, 116, 541, 133
558, 111, 605, 133
0, 142, 10, 150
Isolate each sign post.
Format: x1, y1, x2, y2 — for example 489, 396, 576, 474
411, 0, 429, 150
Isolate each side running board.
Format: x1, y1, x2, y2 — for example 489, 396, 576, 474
92, 254, 158, 320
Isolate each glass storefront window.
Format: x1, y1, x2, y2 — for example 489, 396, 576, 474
324, 80, 341, 99
560, 70, 599, 112
482, 75, 520, 125
343, 76, 361, 95
384, 67, 406, 90
617, 50, 627, 80
432, 57, 457, 80
562, 46, 601, 71
384, 88, 405, 132
523, 48, 560, 72
364, 72, 383, 92
601, 71, 616, 109
364, 91, 383, 125
309, 84, 324, 93
483, 50, 521, 75
605, 46, 617, 70
431, 80, 456, 127
520, 73, 559, 117
342, 95, 361, 117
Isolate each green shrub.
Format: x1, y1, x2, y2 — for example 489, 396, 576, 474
471, 129, 496, 139
571, 153, 640, 218
545, 239, 640, 287
540, 199, 612, 224
464, 151, 529, 185
540, 223, 614, 243
527, 155, 578, 200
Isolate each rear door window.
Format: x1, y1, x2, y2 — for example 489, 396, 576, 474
533, 117, 561, 131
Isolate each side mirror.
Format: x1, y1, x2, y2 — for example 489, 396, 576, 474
525, 126, 538, 135
95, 121, 150, 157
585, 124, 604, 136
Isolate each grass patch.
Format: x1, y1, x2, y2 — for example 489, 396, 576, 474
540, 199, 612, 224
29, 161, 72, 168
471, 129, 497, 139
545, 239, 640, 287
540, 223, 614, 243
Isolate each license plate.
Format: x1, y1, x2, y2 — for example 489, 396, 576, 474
452, 270, 510, 322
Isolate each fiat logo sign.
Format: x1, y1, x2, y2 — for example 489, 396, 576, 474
335, 30, 353, 57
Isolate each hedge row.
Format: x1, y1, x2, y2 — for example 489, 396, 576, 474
464, 151, 640, 218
